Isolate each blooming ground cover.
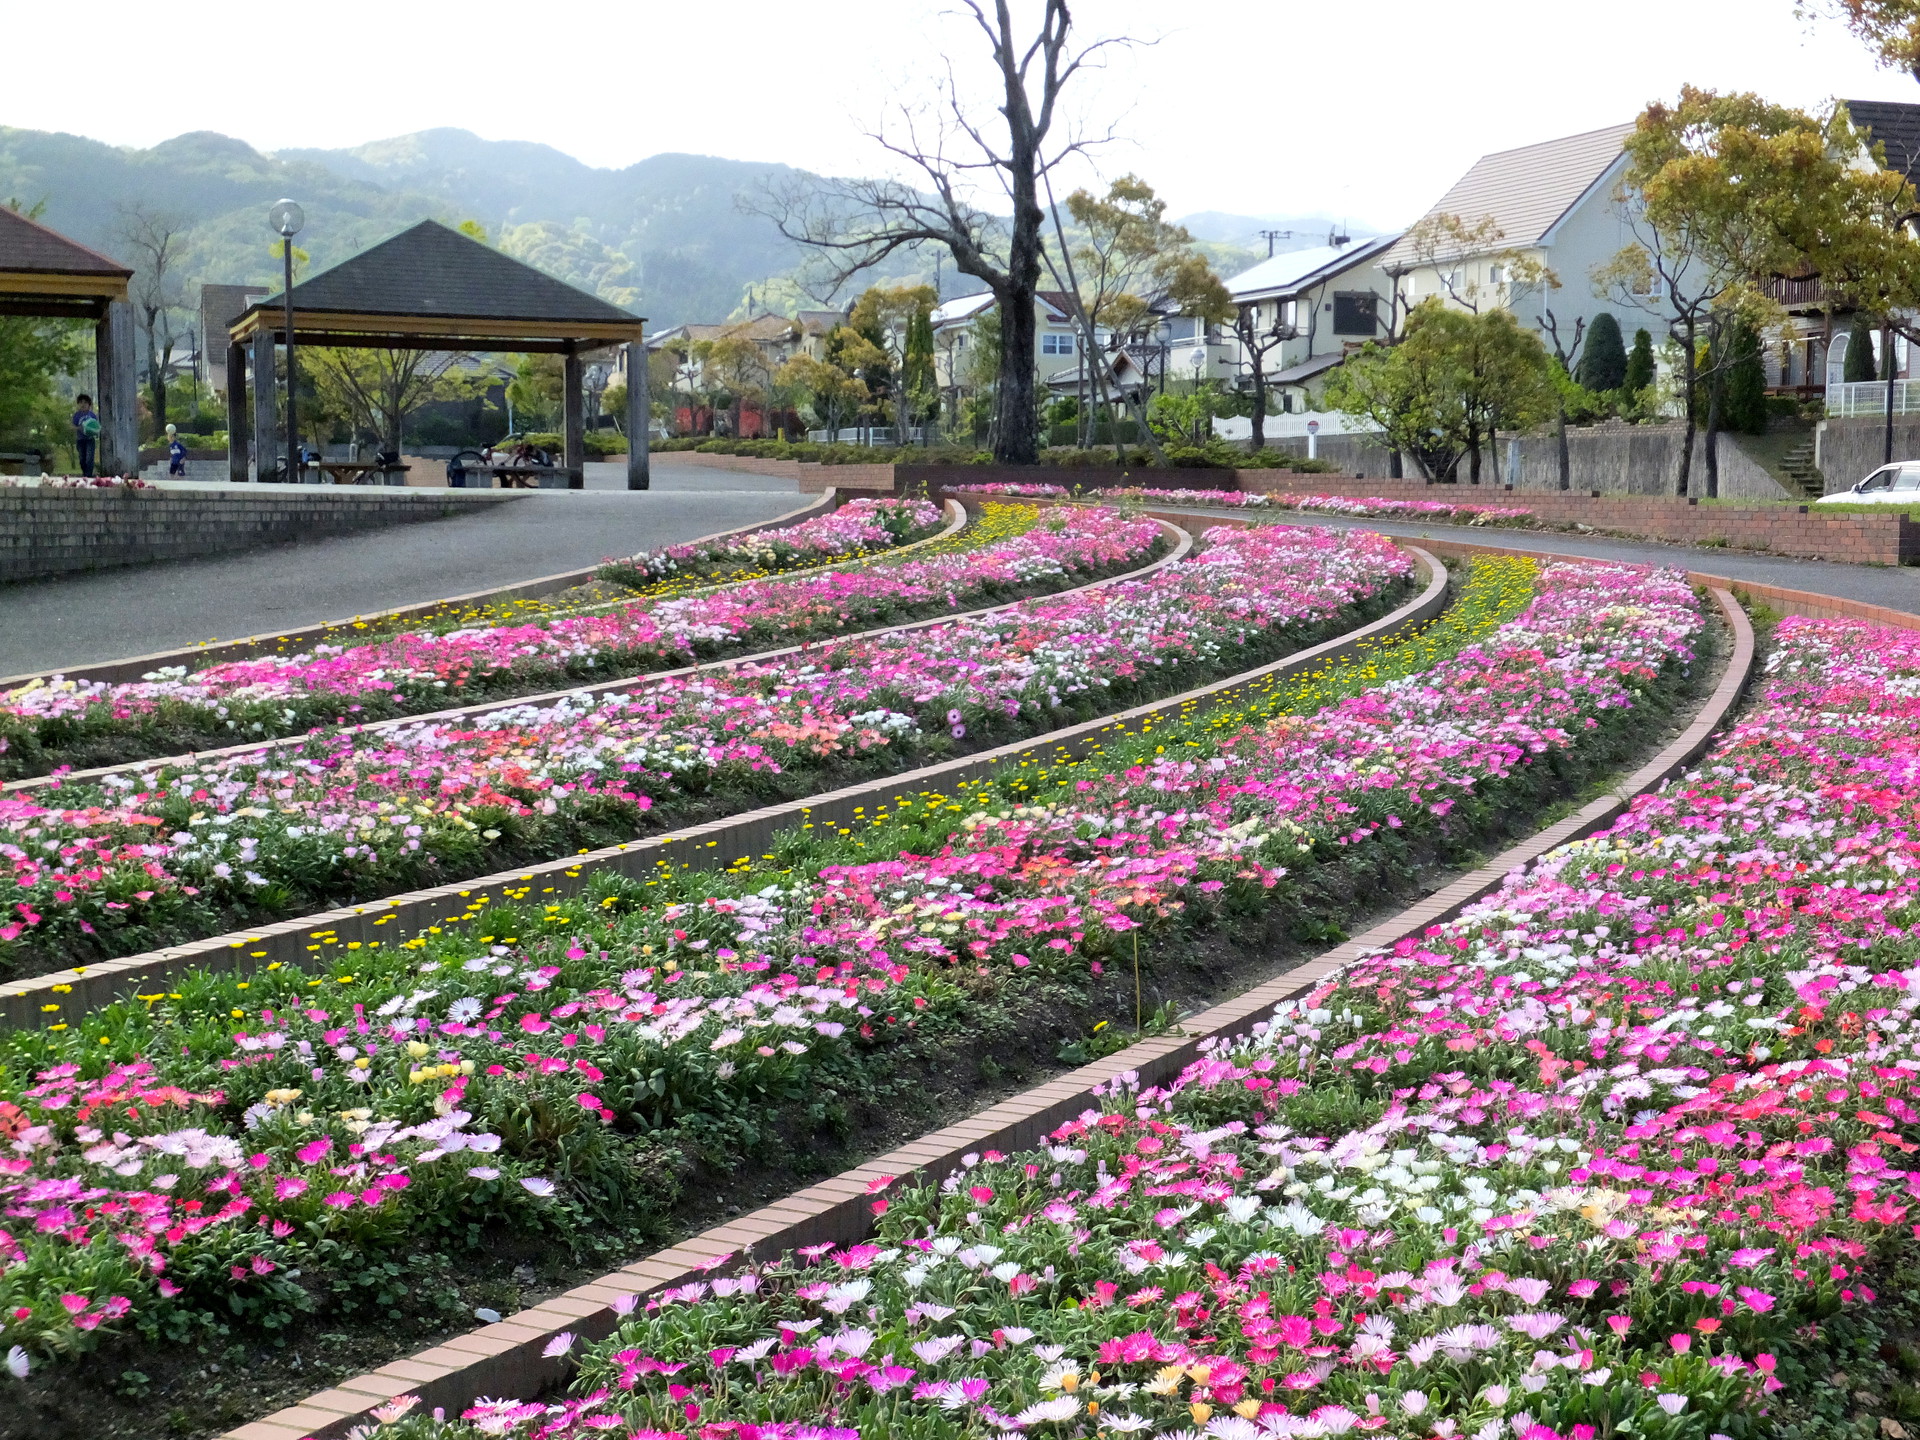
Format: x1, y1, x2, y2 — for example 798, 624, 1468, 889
0, 554, 1706, 1391
354, 610, 1920, 1440
592, 499, 936, 595
942, 485, 1531, 527
0, 499, 963, 780
0, 520, 1406, 974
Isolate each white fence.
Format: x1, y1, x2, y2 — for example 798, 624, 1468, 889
1826, 380, 1920, 417
1211, 412, 1382, 443
805, 427, 929, 446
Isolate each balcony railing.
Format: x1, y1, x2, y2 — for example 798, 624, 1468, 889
1827, 379, 1920, 416
1763, 275, 1828, 308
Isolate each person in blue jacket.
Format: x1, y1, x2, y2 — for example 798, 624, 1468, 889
166, 424, 187, 476
71, 394, 100, 476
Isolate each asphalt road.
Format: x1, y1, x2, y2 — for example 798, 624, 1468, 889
0, 462, 807, 675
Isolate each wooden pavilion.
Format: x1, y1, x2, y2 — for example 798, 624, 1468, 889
0, 208, 137, 474
226, 220, 651, 488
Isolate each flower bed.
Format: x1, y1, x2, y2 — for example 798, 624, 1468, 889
373, 604, 1920, 1440
0, 555, 1706, 1391
0, 502, 1122, 781
0, 522, 1409, 975
592, 497, 936, 595
0, 476, 152, 491
942, 483, 1531, 526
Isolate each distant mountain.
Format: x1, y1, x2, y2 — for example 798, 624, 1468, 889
0, 125, 829, 327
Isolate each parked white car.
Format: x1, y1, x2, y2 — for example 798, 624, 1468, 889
1817, 462, 1920, 503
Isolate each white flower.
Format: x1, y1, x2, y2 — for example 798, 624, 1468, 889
541, 1332, 575, 1358
4, 1347, 26, 1379
1657, 1395, 1688, 1416
519, 1176, 557, 1197
1400, 1391, 1430, 1417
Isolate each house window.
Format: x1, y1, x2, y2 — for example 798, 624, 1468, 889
1331, 292, 1378, 337
1488, 264, 1505, 285
1041, 331, 1075, 355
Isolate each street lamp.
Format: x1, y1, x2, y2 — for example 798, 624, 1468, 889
268, 199, 305, 482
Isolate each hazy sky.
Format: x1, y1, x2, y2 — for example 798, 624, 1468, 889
7, 0, 1916, 228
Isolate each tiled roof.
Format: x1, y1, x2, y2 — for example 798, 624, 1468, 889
1845, 98, 1920, 184
254, 220, 640, 325
0, 207, 132, 277
1382, 123, 1634, 269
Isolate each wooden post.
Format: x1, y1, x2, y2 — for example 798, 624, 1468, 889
626, 340, 650, 490
562, 347, 586, 490
251, 330, 278, 482
226, 342, 249, 483
95, 299, 138, 476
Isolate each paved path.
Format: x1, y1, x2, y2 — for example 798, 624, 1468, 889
0, 463, 805, 675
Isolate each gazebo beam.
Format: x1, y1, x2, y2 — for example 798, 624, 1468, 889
562, 349, 585, 486
251, 331, 277, 482
95, 300, 137, 476
226, 341, 250, 484
626, 341, 649, 491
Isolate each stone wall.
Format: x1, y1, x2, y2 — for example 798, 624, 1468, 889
0, 486, 521, 584
1266, 423, 1792, 501
1814, 417, 1920, 492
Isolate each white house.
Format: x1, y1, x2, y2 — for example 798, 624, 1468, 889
1223, 235, 1401, 411
931, 290, 1083, 388
1381, 122, 1671, 358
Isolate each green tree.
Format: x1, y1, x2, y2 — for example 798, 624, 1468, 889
904, 302, 937, 428
777, 346, 877, 437
1721, 319, 1770, 434
307, 348, 485, 455
1846, 313, 1879, 381
1601, 86, 1920, 495
1047, 175, 1231, 464
1623, 328, 1657, 395
1810, 0, 1920, 77
1578, 313, 1629, 392
692, 334, 772, 437
849, 283, 938, 441
0, 317, 86, 464
1325, 302, 1556, 484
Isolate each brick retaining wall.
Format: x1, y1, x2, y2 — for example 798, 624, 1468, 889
1231, 473, 1920, 565
0, 486, 522, 584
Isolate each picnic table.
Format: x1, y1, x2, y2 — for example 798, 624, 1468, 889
312, 460, 411, 486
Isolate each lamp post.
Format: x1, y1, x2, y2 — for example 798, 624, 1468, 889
268, 199, 305, 482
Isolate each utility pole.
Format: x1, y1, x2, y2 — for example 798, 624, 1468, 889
1258, 229, 1295, 259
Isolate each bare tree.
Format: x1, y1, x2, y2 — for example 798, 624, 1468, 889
1232, 301, 1295, 452
755, 0, 1131, 464
117, 203, 190, 438
1535, 307, 1587, 491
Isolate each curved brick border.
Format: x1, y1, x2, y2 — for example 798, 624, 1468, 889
0, 492, 846, 688
2, 499, 975, 796
0, 512, 1199, 1026
225, 575, 1757, 1440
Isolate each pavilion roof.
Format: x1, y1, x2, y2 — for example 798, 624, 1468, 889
232, 220, 644, 350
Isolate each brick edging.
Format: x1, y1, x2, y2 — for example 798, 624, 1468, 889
0, 493, 842, 688
2, 501, 974, 797
227, 578, 1756, 1440
0, 513, 1200, 1028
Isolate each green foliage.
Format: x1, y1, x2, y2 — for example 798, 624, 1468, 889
1324, 301, 1557, 482
0, 317, 86, 460
1578, 312, 1629, 392
1721, 318, 1769, 434
1624, 328, 1657, 396
1847, 314, 1879, 382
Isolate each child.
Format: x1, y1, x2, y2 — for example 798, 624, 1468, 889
71, 394, 100, 477
166, 423, 187, 477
